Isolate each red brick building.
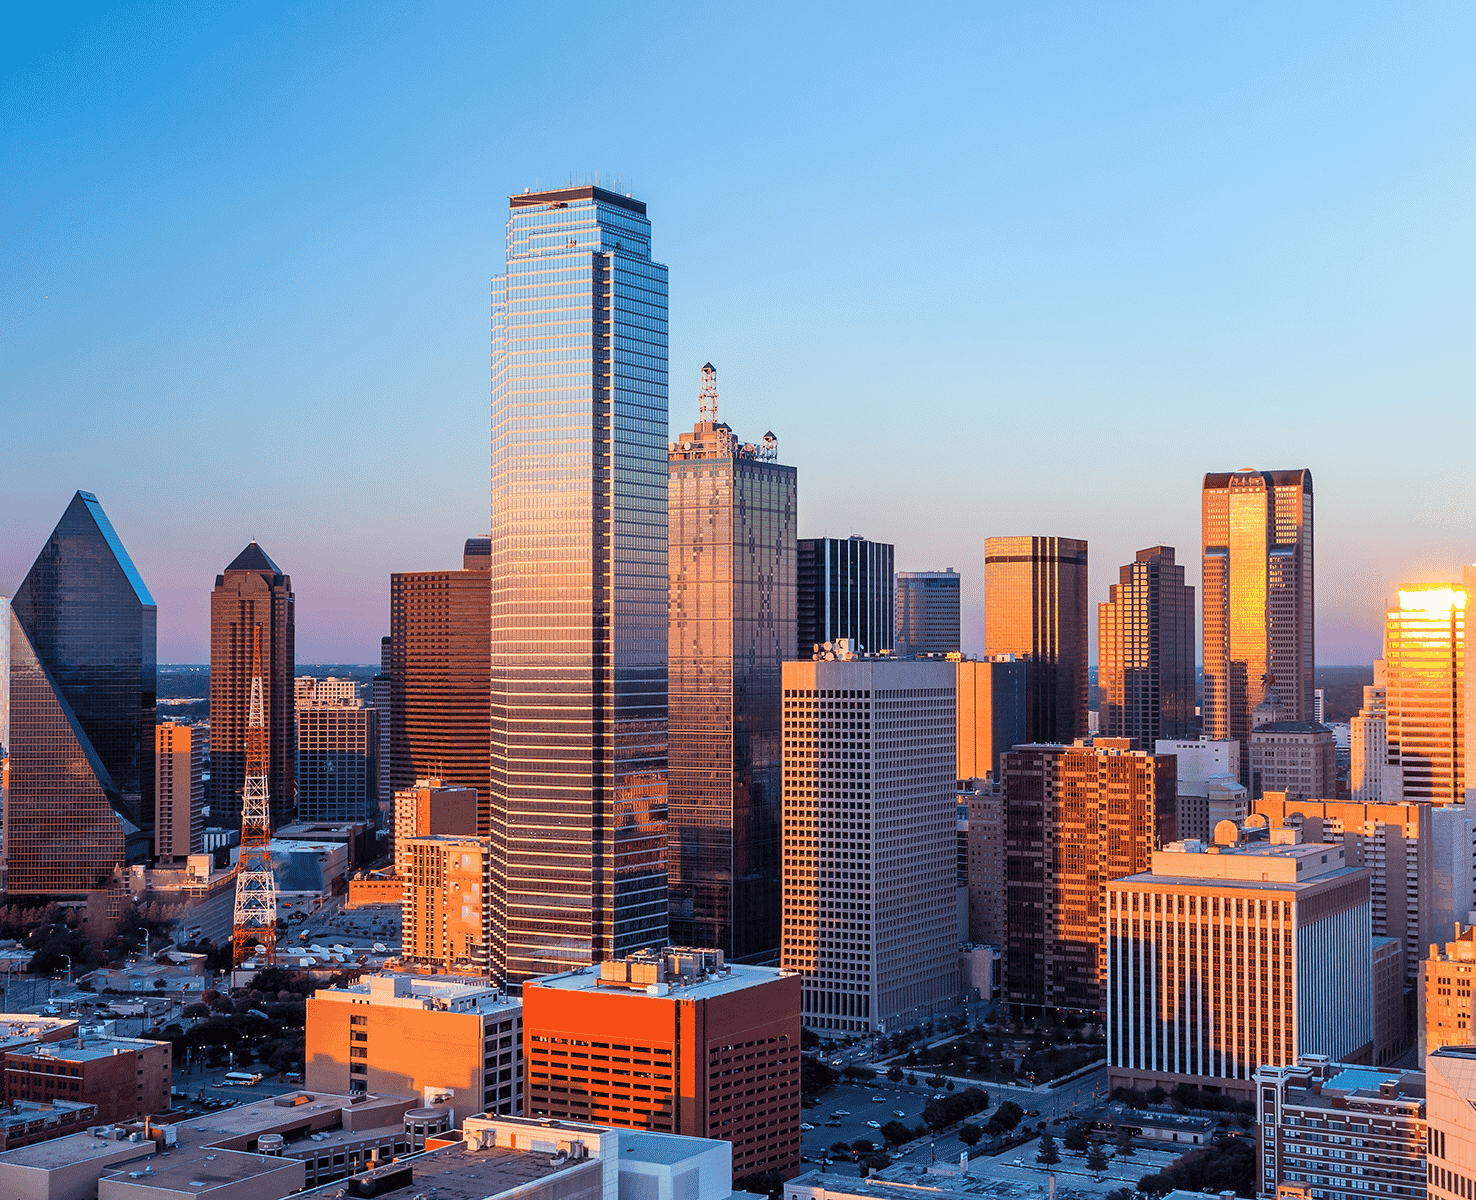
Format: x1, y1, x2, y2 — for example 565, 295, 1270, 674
4, 1037, 170, 1124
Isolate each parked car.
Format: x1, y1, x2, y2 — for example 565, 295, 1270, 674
872, 1096, 887, 1102
866, 1121, 881, 1129
801, 1123, 814, 1131
893, 1110, 907, 1117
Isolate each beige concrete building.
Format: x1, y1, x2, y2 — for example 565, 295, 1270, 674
1248, 722, 1337, 801
1427, 1045, 1476, 1200
306, 972, 521, 1114
401, 835, 491, 973
781, 656, 958, 1034
1351, 662, 1390, 801
154, 722, 202, 864
1422, 924, 1476, 1059
393, 778, 477, 878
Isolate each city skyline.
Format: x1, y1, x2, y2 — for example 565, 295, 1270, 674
4, 6, 1472, 666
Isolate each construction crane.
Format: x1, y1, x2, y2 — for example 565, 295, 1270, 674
232, 623, 277, 966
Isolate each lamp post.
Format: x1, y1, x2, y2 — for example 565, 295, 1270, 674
61, 955, 72, 987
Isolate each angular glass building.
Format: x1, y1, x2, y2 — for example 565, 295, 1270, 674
668, 364, 796, 960
8, 490, 156, 893
488, 185, 669, 983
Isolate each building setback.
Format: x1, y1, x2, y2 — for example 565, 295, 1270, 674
984, 536, 1089, 743
523, 948, 801, 1182
895, 569, 961, 656
667, 365, 796, 961
1422, 924, 1476, 1059
209, 541, 294, 830
1003, 741, 1176, 1015
796, 537, 894, 659
305, 973, 522, 1114
1097, 546, 1195, 748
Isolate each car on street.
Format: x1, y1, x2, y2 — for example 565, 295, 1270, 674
833, 1110, 850, 1116
866, 1121, 881, 1129
872, 1096, 886, 1102
893, 1110, 907, 1117
933, 1094, 945, 1100
801, 1123, 814, 1131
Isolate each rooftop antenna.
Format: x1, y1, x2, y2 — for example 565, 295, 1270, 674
699, 363, 718, 423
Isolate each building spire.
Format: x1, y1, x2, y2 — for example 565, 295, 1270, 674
699, 362, 718, 423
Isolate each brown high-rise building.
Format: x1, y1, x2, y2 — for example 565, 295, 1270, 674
984, 536, 1088, 743
1201, 470, 1314, 778
389, 539, 491, 835
1098, 546, 1195, 748
1003, 741, 1176, 1014
210, 542, 295, 830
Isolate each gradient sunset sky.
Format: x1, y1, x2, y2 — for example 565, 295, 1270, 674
3, 3, 1472, 664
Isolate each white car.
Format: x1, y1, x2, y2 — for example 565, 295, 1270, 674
866, 1120, 881, 1129
800, 1123, 814, 1131
893, 1110, 907, 1117
872, 1096, 886, 1102
833, 1110, 851, 1116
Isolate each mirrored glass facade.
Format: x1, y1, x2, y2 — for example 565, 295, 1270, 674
668, 380, 796, 961
1385, 583, 1466, 803
210, 542, 295, 830
489, 186, 669, 983
8, 490, 155, 892
796, 537, 893, 658
983, 535, 1089, 742
1202, 469, 1314, 782
1098, 545, 1196, 748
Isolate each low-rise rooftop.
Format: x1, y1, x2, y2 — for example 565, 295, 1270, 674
531, 947, 789, 999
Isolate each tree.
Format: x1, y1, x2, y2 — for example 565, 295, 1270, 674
958, 1124, 982, 1147
802, 1057, 838, 1095
905, 1073, 918, 1085
735, 1172, 785, 1200
1086, 1143, 1109, 1173
1036, 1133, 1060, 1165
881, 1121, 911, 1147
863, 1154, 891, 1172
1146, 1085, 1168, 1106
985, 1100, 1024, 1137
851, 1139, 875, 1154
887, 1066, 904, 1082
1063, 1124, 1090, 1153
830, 1142, 852, 1155
1115, 1125, 1136, 1157
945, 1079, 954, 1091
1137, 1175, 1173, 1196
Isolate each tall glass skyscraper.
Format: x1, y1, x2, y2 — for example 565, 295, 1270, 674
796, 537, 894, 659
488, 185, 669, 983
1098, 546, 1196, 747
668, 364, 796, 961
8, 490, 156, 893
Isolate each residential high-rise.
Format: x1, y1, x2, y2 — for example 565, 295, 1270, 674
964, 785, 1006, 945
296, 701, 379, 824
1201, 469, 1315, 775
1097, 546, 1195, 747
306, 973, 523, 1112
1003, 741, 1176, 1015
488, 186, 669, 983
155, 721, 203, 863
796, 537, 894, 658
895, 569, 961, 655
389, 540, 491, 834
402, 834, 491, 974
954, 657, 1028, 784
1385, 582, 1467, 804
1351, 661, 1390, 801
209, 542, 294, 830
1107, 830, 1371, 1101
667, 364, 796, 960
522, 947, 802, 1181
393, 778, 477, 878
7, 491, 156, 893
780, 656, 958, 1034
983, 536, 1089, 742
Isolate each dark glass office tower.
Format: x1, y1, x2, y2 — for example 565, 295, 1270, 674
895, 569, 961, 655
210, 543, 295, 829
668, 364, 796, 961
984, 535, 1089, 742
1098, 546, 1196, 747
796, 537, 894, 658
390, 538, 491, 833
8, 490, 156, 893
488, 185, 669, 983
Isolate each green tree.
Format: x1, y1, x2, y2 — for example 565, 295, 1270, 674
1137, 1175, 1173, 1196
1086, 1143, 1109, 1173
1146, 1085, 1168, 1105
958, 1124, 982, 1147
886, 1066, 904, 1082
1063, 1124, 1090, 1153
1036, 1133, 1060, 1165
880, 1121, 911, 1147
1115, 1125, 1136, 1157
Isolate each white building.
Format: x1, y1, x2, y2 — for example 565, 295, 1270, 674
1427, 1045, 1476, 1195
780, 655, 958, 1035
1351, 664, 1390, 802
1156, 738, 1241, 792
1430, 803, 1476, 939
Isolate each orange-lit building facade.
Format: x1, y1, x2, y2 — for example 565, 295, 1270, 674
1385, 582, 1468, 805
393, 779, 477, 878
1422, 924, 1476, 1059
155, 721, 203, 863
402, 835, 491, 974
523, 949, 801, 1182
1002, 741, 1176, 1015
3, 1037, 170, 1124
955, 658, 1028, 785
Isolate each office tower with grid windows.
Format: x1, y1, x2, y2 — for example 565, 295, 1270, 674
488, 186, 669, 984
7, 490, 156, 893
1201, 470, 1315, 780
667, 364, 796, 960
983, 536, 1089, 743
296, 700, 379, 824
796, 537, 894, 659
1098, 546, 1195, 748
209, 542, 294, 830
389, 539, 491, 833
1003, 741, 1176, 1015
402, 833, 492, 973
1385, 581, 1467, 804
895, 569, 960, 656
155, 721, 203, 863
780, 656, 958, 1034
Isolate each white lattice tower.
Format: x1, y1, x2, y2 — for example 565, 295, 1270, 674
699, 362, 718, 422
232, 623, 277, 966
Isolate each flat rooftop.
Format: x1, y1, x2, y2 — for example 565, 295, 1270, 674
103, 1147, 299, 1192
618, 1129, 722, 1165
328, 1141, 590, 1200
0, 1131, 153, 1168
17, 1037, 165, 1063
532, 961, 786, 1001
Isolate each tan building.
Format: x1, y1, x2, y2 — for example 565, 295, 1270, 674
963, 785, 1005, 946
1422, 924, 1476, 1058
1248, 722, 1337, 802
954, 657, 1027, 784
524, 948, 802, 1182
1372, 935, 1408, 1066
1427, 1045, 1476, 1200
393, 779, 477, 877
306, 973, 521, 1114
1003, 740, 1177, 1015
1351, 661, 1390, 801
3, 1037, 169, 1125
1107, 829, 1373, 1101
1386, 582, 1468, 804
402, 835, 490, 973
781, 657, 959, 1034
154, 722, 202, 864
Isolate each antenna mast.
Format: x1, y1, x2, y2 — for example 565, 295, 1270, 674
699, 362, 718, 423
232, 624, 277, 966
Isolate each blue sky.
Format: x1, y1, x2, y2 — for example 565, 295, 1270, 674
3, 2, 1472, 663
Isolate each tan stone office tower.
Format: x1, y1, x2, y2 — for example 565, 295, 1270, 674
1201, 469, 1314, 781
984, 536, 1088, 742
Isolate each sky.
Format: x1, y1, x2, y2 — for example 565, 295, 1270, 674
3, 2, 1472, 665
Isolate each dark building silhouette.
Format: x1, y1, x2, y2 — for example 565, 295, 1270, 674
209, 542, 295, 829
796, 536, 894, 658
389, 539, 491, 834
8, 490, 156, 893
984, 535, 1089, 743
1098, 546, 1196, 747
667, 364, 796, 961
